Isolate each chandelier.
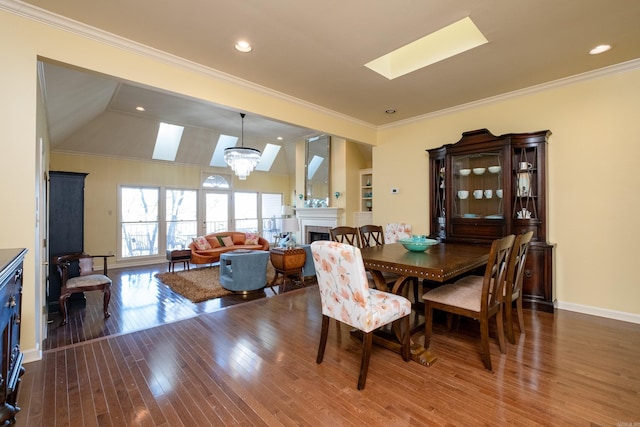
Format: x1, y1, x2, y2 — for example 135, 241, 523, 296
224, 113, 261, 180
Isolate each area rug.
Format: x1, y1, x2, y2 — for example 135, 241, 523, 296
155, 264, 278, 303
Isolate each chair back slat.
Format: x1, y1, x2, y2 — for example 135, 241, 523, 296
359, 225, 385, 248
505, 231, 534, 300
483, 234, 515, 313
329, 226, 361, 248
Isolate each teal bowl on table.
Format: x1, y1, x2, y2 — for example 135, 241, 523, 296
398, 236, 439, 252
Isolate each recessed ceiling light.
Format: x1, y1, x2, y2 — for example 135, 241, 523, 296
385, 109, 396, 114
277, 136, 283, 141
136, 106, 146, 112
235, 40, 252, 53
589, 44, 611, 55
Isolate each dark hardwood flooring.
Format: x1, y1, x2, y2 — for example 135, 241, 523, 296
43, 262, 299, 351
18, 264, 640, 426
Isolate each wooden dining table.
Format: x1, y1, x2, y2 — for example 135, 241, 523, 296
359, 241, 490, 366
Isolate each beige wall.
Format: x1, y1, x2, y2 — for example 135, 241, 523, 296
374, 65, 640, 317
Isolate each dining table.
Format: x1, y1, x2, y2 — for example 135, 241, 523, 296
359, 241, 490, 366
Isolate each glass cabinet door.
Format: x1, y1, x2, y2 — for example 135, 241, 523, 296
452, 152, 503, 219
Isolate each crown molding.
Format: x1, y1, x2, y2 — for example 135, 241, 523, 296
1, 0, 375, 132
381, 58, 640, 130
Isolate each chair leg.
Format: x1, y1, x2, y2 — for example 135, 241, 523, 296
496, 306, 506, 355
505, 299, 515, 344
424, 303, 433, 349
400, 316, 410, 362
516, 295, 525, 336
58, 293, 70, 326
479, 317, 492, 371
103, 284, 112, 319
358, 331, 373, 390
316, 315, 330, 364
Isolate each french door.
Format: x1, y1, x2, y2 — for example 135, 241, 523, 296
202, 191, 231, 234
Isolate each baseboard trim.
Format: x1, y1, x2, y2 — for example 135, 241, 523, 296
557, 301, 640, 325
22, 346, 43, 364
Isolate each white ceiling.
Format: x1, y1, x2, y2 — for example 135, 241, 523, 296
17, 0, 640, 170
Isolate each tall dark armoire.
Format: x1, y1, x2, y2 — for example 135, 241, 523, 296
48, 171, 88, 313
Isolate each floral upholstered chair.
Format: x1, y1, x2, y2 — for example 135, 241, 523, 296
310, 240, 412, 390
384, 223, 412, 243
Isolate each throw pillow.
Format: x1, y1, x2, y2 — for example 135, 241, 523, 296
216, 236, 226, 246
221, 236, 234, 247
245, 232, 260, 245
192, 236, 211, 250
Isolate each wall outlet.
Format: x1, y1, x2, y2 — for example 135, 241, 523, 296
391, 187, 399, 194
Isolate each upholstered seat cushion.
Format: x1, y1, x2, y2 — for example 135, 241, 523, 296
423, 275, 483, 312
66, 274, 111, 289
366, 289, 412, 332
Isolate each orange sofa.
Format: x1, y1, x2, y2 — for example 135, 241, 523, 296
188, 231, 270, 265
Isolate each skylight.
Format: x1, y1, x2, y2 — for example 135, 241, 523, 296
307, 155, 324, 180
255, 143, 281, 171
365, 17, 488, 80
152, 122, 184, 161
209, 134, 239, 167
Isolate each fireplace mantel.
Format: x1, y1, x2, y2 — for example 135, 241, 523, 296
295, 208, 342, 244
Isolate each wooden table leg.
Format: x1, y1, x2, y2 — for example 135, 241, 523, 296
366, 270, 438, 366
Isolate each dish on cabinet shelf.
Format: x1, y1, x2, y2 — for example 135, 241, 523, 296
459, 168, 471, 176
457, 190, 469, 199
484, 214, 503, 219
462, 213, 480, 218
473, 167, 486, 175
488, 165, 501, 173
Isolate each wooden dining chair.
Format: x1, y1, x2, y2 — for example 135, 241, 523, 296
54, 253, 113, 326
311, 240, 411, 390
422, 234, 515, 370
329, 226, 361, 248
359, 224, 385, 248
503, 231, 534, 344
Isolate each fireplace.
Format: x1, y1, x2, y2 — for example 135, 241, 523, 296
306, 226, 331, 243
295, 207, 342, 244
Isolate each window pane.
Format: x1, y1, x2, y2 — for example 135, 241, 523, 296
261, 193, 283, 243
122, 187, 159, 221
234, 192, 258, 233
121, 187, 159, 258
166, 189, 197, 250
205, 193, 229, 233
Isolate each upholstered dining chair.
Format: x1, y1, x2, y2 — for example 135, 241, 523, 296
384, 223, 412, 243
310, 241, 412, 390
54, 253, 114, 326
422, 234, 515, 370
329, 226, 361, 248
359, 224, 385, 248
503, 231, 534, 344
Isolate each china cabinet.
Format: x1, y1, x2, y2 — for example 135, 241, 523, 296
428, 129, 555, 311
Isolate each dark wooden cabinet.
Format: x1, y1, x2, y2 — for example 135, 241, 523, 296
428, 129, 555, 311
48, 171, 88, 312
0, 248, 26, 424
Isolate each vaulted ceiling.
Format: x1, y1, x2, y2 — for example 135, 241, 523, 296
21, 0, 640, 171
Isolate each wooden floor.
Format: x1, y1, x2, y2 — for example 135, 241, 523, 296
43, 262, 296, 351
18, 264, 640, 426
